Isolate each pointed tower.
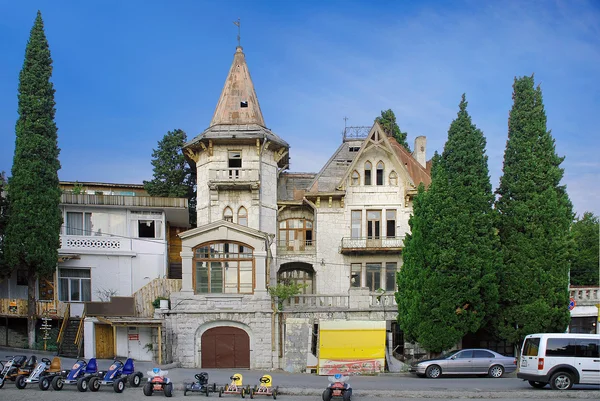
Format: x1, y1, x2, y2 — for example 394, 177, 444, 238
184, 46, 289, 233
210, 46, 265, 127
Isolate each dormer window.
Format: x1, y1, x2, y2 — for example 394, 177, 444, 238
240, 101, 248, 108
364, 161, 372, 185
349, 146, 360, 152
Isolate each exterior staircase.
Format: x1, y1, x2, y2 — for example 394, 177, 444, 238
58, 318, 82, 357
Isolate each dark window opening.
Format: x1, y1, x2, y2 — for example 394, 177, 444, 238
228, 151, 242, 168
311, 323, 319, 356
240, 101, 248, 108
139, 220, 156, 238
16, 269, 28, 286
390, 322, 404, 357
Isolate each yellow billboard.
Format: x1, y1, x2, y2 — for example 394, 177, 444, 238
318, 320, 386, 375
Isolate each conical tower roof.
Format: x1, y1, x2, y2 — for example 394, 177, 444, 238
210, 46, 265, 127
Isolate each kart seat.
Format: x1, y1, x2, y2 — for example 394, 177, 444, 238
13, 355, 27, 366
123, 358, 135, 375
48, 357, 61, 373
85, 358, 98, 374
196, 372, 209, 385
24, 355, 37, 369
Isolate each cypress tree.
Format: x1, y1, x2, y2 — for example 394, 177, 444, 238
494, 75, 573, 347
397, 96, 499, 352
376, 109, 411, 152
569, 212, 599, 286
0, 172, 8, 277
4, 11, 62, 348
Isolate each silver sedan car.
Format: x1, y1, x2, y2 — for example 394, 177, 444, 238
409, 348, 517, 378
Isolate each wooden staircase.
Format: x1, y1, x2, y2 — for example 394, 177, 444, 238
58, 318, 82, 357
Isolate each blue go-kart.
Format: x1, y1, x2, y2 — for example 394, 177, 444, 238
88, 358, 143, 393
52, 358, 99, 392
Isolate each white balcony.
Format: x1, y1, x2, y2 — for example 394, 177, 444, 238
60, 235, 132, 253
340, 236, 404, 254
208, 168, 259, 190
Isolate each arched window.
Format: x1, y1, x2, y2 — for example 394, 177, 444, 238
376, 161, 384, 186
389, 171, 398, 186
194, 242, 254, 294
351, 170, 360, 186
238, 206, 248, 226
278, 267, 314, 294
223, 207, 233, 222
364, 161, 372, 185
278, 219, 313, 251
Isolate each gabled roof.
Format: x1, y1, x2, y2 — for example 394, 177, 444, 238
277, 172, 317, 201
179, 219, 268, 242
210, 46, 265, 127
390, 140, 431, 189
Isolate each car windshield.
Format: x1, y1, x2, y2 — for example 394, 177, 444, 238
441, 350, 460, 359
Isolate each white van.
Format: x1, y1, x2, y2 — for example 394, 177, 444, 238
518, 333, 600, 390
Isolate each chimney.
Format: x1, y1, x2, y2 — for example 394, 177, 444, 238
413, 136, 426, 168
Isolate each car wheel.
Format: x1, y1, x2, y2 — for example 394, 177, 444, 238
488, 364, 504, 378
550, 371, 573, 390
528, 380, 547, 389
425, 365, 442, 379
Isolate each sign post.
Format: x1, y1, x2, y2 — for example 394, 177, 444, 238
568, 298, 576, 311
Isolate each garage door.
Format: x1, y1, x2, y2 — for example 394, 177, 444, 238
201, 326, 250, 368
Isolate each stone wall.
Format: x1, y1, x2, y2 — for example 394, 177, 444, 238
0, 318, 28, 347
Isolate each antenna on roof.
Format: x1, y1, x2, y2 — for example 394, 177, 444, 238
343, 116, 349, 140
233, 18, 241, 47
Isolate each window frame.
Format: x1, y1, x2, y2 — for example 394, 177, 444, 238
364, 161, 372, 185
278, 218, 313, 250
351, 210, 362, 239
223, 207, 233, 222
238, 207, 248, 226
351, 170, 360, 186
376, 161, 384, 186
58, 268, 91, 302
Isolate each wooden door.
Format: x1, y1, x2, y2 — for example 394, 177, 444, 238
95, 324, 114, 359
201, 327, 249, 368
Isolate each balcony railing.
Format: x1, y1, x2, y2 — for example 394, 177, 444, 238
277, 240, 316, 254
61, 194, 187, 208
340, 236, 404, 254
570, 287, 600, 306
60, 235, 132, 252
209, 168, 259, 183
281, 294, 349, 311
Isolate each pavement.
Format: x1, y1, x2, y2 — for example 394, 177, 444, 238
1, 346, 599, 398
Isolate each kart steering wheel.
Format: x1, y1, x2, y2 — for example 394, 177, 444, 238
195, 373, 206, 381
230, 375, 239, 380
260, 377, 270, 384
113, 360, 124, 365
41, 358, 51, 364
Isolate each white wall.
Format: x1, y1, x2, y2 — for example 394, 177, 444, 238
116, 326, 154, 361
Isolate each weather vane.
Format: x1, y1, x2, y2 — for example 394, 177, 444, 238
233, 18, 241, 47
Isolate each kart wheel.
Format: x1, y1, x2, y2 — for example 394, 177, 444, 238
241, 387, 246, 398
528, 380, 547, 389
184, 388, 188, 396
132, 371, 143, 387
273, 386, 278, 400
0, 378, 4, 389
89, 377, 100, 392
343, 389, 351, 401
322, 389, 332, 401
143, 382, 153, 396
77, 376, 89, 392
15, 374, 27, 389
205, 385, 210, 396
425, 364, 442, 379
39, 376, 51, 391
164, 382, 173, 397
250, 388, 254, 399
52, 376, 64, 391
114, 378, 125, 393
219, 388, 223, 397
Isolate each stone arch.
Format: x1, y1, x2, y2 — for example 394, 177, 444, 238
196, 320, 252, 368
278, 262, 315, 294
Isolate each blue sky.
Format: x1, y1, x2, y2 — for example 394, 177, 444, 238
0, 0, 598, 216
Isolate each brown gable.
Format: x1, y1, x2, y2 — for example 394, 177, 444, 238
389, 139, 431, 188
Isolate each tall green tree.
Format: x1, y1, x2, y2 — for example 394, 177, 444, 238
0, 172, 9, 278
144, 129, 196, 226
494, 75, 573, 347
397, 96, 500, 352
376, 109, 411, 151
570, 212, 599, 286
4, 11, 62, 348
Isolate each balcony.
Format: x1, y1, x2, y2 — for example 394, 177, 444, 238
277, 240, 316, 255
0, 299, 68, 318
61, 194, 187, 208
208, 168, 259, 190
280, 290, 397, 312
340, 236, 404, 254
60, 235, 132, 253
570, 286, 599, 306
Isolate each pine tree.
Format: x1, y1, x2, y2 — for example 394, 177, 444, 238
570, 212, 599, 286
376, 109, 411, 151
143, 129, 196, 226
4, 11, 62, 348
494, 75, 573, 347
397, 96, 499, 352
0, 172, 9, 278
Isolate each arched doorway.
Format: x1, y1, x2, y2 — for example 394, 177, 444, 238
201, 326, 250, 368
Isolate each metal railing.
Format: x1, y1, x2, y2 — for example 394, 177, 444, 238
75, 312, 85, 358
340, 236, 404, 252
56, 304, 70, 351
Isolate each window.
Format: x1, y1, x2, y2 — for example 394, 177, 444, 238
385, 262, 397, 291
366, 263, 381, 291
194, 242, 254, 294
238, 207, 248, 226
349, 146, 360, 152
223, 207, 233, 222
546, 338, 575, 357
364, 161, 372, 185
240, 101, 248, 108
279, 268, 313, 294
279, 219, 313, 250
523, 338, 540, 357
575, 339, 600, 358
59, 268, 91, 302
228, 151, 242, 178
386, 210, 396, 238
474, 350, 494, 358
367, 210, 381, 239
351, 211, 361, 238
16, 269, 28, 286
351, 263, 362, 287
389, 171, 398, 186
138, 220, 161, 238
66, 212, 92, 236
456, 350, 473, 358
351, 171, 359, 186
376, 161, 384, 185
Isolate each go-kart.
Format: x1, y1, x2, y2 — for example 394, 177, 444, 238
219, 373, 250, 398
16, 357, 62, 390
0, 355, 28, 389
143, 367, 173, 397
249, 374, 278, 399
88, 358, 143, 393
322, 373, 352, 401
183, 371, 218, 396
52, 358, 99, 391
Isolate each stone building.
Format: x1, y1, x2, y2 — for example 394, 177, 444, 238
163, 45, 431, 373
